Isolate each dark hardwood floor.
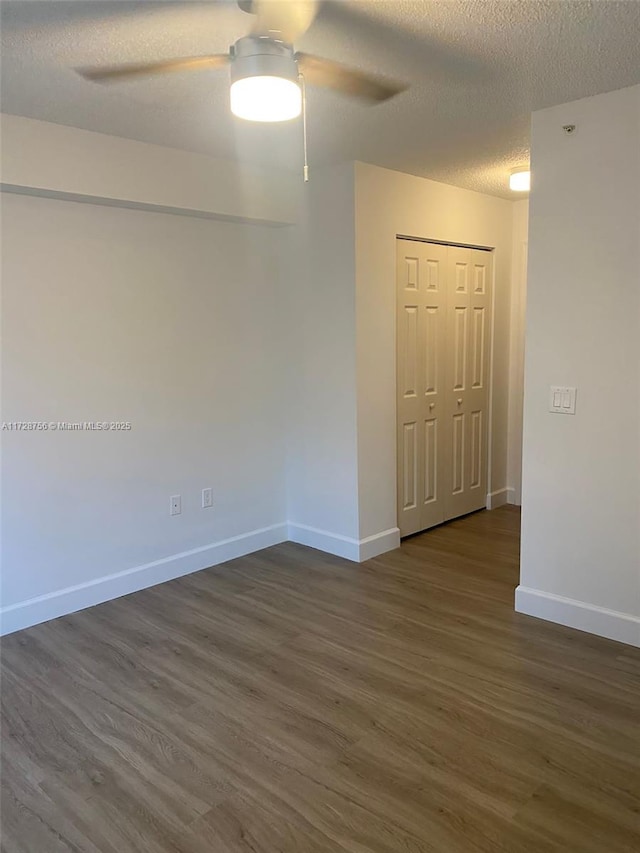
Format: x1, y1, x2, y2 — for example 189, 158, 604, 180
2, 506, 639, 852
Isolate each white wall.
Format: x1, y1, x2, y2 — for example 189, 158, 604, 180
507, 199, 529, 505
1, 114, 297, 226
354, 162, 516, 540
1, 193, 289, 633
517, 84, 640, 647
284, 163, 361, 557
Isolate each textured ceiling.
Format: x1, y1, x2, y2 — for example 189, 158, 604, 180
2, 0, 640, 199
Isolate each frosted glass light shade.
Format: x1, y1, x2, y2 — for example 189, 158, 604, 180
509, 170, 531, 192
230, 75, 301, 122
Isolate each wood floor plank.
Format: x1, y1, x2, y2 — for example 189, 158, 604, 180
2, 507, 639, 852
187, 793, 350, 853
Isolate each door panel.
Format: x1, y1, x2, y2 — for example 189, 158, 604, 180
443, 247, 492, 521
396, 240, 448, 536
451, 412, 464, 495
397, 240, 493, 536
424, 307, 439, 394
470, 410, 482, 488
402, 421, 418, 511
400, 305, 419, 398
452, 307, 467, 391
424, 418, 437, 503
471, 307, 485, 389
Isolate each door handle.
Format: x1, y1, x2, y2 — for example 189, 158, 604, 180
457, 398, 463, 405
429, 402, 435, 409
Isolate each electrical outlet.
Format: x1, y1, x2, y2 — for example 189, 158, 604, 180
170, 494, 182, 516
202, 487, 213, 509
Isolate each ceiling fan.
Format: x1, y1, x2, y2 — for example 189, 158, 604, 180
77, 0, 408, 123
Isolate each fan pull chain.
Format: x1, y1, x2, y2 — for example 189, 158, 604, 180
299, 72, 309, 182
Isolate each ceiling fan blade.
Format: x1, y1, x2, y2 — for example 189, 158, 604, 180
295, 53, 407, 103
318, 2, 490, 85
250, 0, 319, 44
77, 54, 230, 83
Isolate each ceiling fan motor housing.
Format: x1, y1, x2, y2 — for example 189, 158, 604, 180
230, 36, 299, 85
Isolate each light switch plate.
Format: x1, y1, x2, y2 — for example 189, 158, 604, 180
549, 386, 577, 414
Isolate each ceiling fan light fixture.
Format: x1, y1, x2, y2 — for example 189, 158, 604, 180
230, 76, 301, 122
230, 36, 301, 122
509, 168, 530, 192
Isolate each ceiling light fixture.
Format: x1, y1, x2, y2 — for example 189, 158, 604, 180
230, 37, 301, 122
509, 169, 531, 192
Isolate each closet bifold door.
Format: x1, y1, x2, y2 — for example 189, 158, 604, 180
443, 246, 492, 521
396, 240, 447, 537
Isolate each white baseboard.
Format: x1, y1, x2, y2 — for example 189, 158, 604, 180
487, 487, 521, 509
2, 521, 402, 635
357, 527, 401, 561
0, 524, 288, 636
287, 523, 359, 561
506, 487, 521, 506
515, 585, 640, 648
486, 488, 509, 510
287, 523, 400, 563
